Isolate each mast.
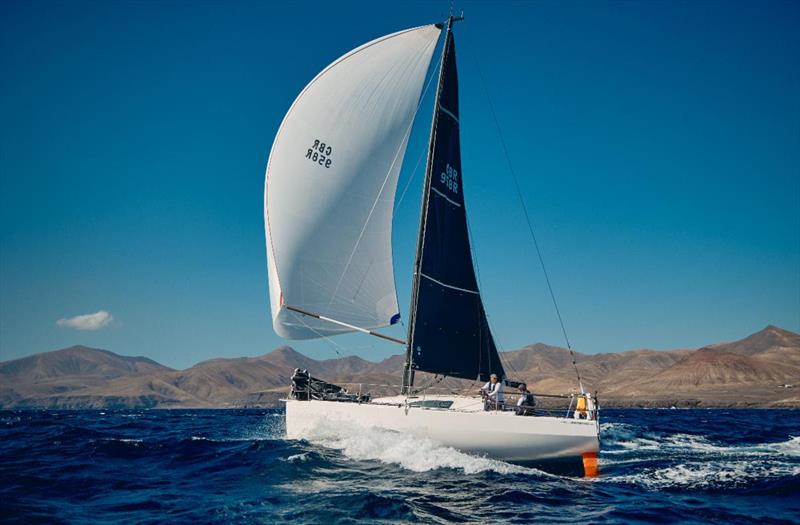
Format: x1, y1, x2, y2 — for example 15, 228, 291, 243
402, 15, 463, 394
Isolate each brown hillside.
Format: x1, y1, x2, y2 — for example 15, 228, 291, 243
0, 345, 171, 383
1, 325, 797, 408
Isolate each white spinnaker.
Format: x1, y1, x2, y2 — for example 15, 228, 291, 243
265, 25, 441, 339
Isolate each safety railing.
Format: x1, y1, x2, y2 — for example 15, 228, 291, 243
321, 379, 599, 421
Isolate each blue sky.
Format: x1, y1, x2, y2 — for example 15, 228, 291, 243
1, 1, 798, 369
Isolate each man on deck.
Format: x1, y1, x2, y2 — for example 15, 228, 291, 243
516, 383, 535, 416
481, 373, 504, 410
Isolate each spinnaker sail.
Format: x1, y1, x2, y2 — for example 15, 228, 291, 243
265, 25, 441, 339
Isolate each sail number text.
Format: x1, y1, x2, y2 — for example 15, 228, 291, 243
440, 163, 459, 194
306, 139, 333, 169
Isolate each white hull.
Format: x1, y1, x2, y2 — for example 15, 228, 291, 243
285, 395, 599, 471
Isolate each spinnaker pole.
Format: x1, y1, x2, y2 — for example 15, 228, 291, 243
283, 305, 406, 345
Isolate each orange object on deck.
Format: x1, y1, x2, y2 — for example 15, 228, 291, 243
582, 451, 599, 477
575, 395, 588, 419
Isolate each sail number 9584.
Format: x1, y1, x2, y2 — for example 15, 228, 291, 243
305, 139, 333, 169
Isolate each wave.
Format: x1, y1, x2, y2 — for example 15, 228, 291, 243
5, 409, 800, 524
300, 418, 541, 476
111, 438, 143, 444
187, 414, 285, 443
602, 422, 800, 458
606, 432, 800, 459
607, 460, 800, 489
2, 415, 22, 426
285, 452, 312, 463
769, 436, 800, 457
599, 422, 800, 489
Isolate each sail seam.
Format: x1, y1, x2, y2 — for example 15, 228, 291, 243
430, 186, 462, 207
438, 103, 459, 124
420, 272, 478, 294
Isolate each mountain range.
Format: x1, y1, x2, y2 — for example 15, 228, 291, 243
1, 326, 798, 409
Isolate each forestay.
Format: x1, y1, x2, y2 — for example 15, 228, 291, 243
265, 25, 441, 339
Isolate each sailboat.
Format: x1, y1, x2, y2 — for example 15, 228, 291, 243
264, 16, 600, 476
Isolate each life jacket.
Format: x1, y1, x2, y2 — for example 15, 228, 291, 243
576, 395, 588, 415
521, 392, 534, 406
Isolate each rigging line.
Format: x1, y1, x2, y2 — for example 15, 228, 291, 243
410, 373, 445, 395
395, 145, 427, 210
324, 44, 444, 317
458, 121, 516, 379
466, 36, 584, 393
461, 379, 480, 397
290, 310, 348, 359
463, 199, 520, 379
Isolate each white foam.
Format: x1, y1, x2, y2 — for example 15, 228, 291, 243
600, 427, 800, 488
602, 421, 800, 460
601, 422, 660, 453
285, 452, 311, 463
600, 422, 637, 436
765, 436, 800, 457
101, 437, 143, 445
605, 430, 800, 460
193, 414, 285, 443
302, 419, 538, 475
608, 460, 800, 489
239, 414, 285, 441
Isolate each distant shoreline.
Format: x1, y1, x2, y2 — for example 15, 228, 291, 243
2, 402, 798, 410
3, 325, 798, 410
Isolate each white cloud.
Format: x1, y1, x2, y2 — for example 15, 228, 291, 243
56, 310, 113, 331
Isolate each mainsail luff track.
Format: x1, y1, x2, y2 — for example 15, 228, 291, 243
403, 16, 461, 394
404, 15, 506, 385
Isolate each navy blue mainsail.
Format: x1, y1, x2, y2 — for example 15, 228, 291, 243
405, 27, 505, 385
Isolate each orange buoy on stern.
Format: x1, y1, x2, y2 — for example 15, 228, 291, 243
582, 451, 599, 477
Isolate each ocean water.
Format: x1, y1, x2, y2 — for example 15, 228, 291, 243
1, 408, 798, 524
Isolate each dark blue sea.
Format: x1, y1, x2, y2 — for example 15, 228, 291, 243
1, 408, 798, 524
